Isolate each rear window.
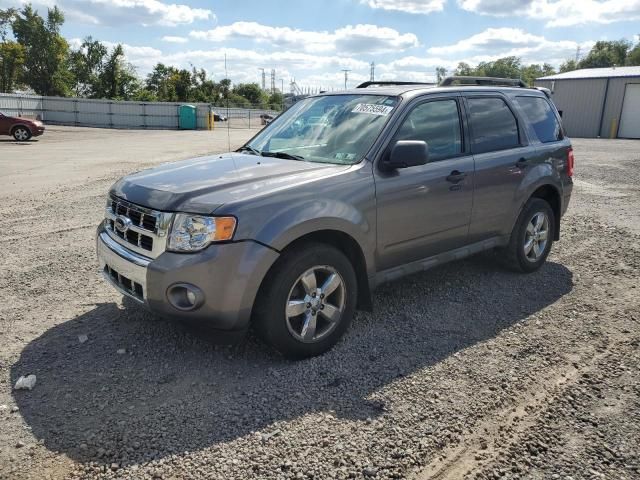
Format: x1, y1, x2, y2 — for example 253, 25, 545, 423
515, 96, 563, 143
467, 97, 520, 154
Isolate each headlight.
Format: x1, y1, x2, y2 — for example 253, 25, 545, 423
168, 214, 236, 252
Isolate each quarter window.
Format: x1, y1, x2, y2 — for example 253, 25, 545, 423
394, 99, 462, 161
515, 96, 563, 143
467, 97, 520, 154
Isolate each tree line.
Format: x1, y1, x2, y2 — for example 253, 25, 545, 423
447, 39, 640, 85
0, 5, 284, 109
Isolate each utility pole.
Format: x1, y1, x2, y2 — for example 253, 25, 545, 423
341, 69, 351, 90
259, 68, 266, 90
279, 78, 284, 94
270, 69, 276, 94
370, 62, 375, 82
575, 46, 581, 63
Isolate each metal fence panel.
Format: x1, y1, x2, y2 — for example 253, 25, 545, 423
0, 93, 280, 130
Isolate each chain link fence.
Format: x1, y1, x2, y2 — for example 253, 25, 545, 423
0, 93, 281, 130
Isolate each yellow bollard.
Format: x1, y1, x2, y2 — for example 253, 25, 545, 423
609, 118, 617, 139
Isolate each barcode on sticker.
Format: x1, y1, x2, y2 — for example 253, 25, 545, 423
351, 104, 394, 116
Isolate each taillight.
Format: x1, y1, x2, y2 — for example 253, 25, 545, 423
567, 148, 574, 177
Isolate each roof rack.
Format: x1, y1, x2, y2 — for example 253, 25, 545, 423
356, 81, 436, 89
439, 76, 528, 88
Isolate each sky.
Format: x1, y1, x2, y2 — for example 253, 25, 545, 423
1, 0, 640, 91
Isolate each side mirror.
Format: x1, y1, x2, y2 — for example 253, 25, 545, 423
384, 140, 429, 170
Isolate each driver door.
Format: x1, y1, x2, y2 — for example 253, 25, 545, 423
374, 97, 474, 271
0, 114, 10, 135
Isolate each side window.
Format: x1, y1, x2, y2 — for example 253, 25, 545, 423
394, 99, 462, 161
515, 96, 563, 143
467, 97, 520, 154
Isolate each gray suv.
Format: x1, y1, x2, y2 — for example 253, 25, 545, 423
97, 78, 573, 358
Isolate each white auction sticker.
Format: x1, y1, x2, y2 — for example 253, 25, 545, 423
351, 103, 394, 116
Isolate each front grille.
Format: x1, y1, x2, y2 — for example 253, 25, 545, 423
107, 219, 154, 252
111, 199, 158, 233
104, 265, 144, 300
107, 197, 159, 252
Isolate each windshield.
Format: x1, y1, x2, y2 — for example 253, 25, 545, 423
245, 94, 398, 165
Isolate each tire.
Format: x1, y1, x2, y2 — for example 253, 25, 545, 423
253, 242, 358, 359
501, 198, 555, 273
12, 126, 32, 142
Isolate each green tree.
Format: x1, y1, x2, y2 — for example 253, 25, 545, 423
454, 62, 473, 76
627, 42, 640, 66
232, 82, 265, 106
97, 44, 139, 100
476, 56, 522, 78
144, 63, 177, 101
520, 63, 556, 86
69, 36, 107, 96
579, 40, 630, 68
559, 59, 578, 73
170, 68, 192, 102
11, 5, 72, 96
267, 91, 284, 110
0, 41, 25, 92
218, 78, 231, 99
0, 7, 17, 41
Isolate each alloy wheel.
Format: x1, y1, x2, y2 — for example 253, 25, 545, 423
524, 211, 549, 262
285, 265, 346, 343
14, 128, 29, 141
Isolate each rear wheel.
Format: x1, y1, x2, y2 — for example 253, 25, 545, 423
501, 198, 555, 273
253, 243, 357, 359
12, 126, 31, 141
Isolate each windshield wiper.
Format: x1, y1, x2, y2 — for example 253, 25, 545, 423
237, 145, 261, 156
260, 151, 305, 161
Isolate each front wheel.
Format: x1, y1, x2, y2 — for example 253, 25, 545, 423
253, 243, 357, 359
501, 198, 555, 273
12, 126, 32, 141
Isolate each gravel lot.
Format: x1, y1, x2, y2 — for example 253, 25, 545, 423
0, 127, 639, 480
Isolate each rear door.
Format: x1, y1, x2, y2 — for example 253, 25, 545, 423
463, 94, 534, 243
374, 95, 474, 270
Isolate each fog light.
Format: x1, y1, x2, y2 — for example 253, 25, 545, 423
167, 283, 204, 311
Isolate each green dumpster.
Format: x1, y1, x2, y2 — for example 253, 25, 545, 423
178, 104, 197, 130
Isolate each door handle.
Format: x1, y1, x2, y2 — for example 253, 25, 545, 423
446, 170, 467, 183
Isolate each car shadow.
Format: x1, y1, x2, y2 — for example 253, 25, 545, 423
11, 256, 573, 467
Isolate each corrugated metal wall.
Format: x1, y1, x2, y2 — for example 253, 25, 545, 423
535, 78, 607, 137
0, 93, 278, 130
535, 76, 640, 138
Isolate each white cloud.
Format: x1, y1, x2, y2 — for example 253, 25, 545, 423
428, 28, 594, 65
162, 35, 188, 43
360, 0, 446, 14
0, 0, 213, 26
189, 22, 419, 54
457, 0, 640, 27
102, 42, 371, 88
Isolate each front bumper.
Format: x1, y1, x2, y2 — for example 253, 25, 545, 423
96, 227, 279, 331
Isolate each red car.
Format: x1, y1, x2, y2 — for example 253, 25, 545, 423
0, 111, 45, 141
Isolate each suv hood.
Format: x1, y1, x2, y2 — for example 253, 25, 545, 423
111, 152, 349, 214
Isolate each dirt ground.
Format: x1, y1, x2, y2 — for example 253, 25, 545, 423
0, 127, 638, 480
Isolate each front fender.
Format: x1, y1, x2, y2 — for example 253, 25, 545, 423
254, 199, 375, 271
